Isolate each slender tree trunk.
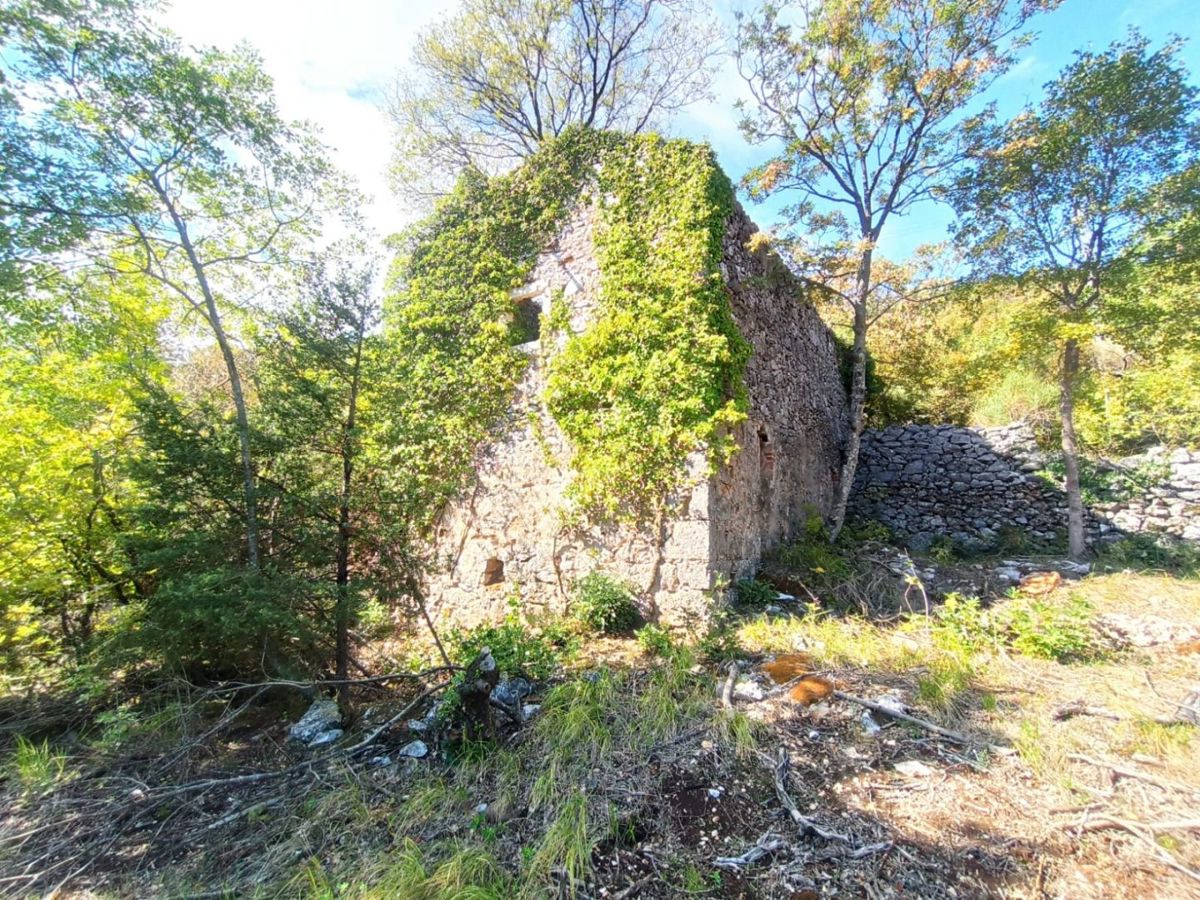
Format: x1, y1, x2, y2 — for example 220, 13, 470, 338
334, 345, 363, 711
828, 249, 873, 542
1059, 338, 1087, 560
140, 169, 261, 570
207, 306, 260, 570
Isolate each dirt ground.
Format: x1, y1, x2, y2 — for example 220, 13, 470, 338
1, 562, 1198, 899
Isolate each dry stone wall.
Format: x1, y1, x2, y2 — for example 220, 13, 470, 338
424, 201, 848, 630
849, 422, 1199, 550
1092, 447, 1200, 541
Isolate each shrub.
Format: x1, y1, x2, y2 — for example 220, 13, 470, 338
448, 614, 573, 683
635, 624, 674, 658
931, 594, 1000, 657
572, 573, 639, 634
998, 593, 1100, 663
697, 609, 744, 664
734, 578, 777, 607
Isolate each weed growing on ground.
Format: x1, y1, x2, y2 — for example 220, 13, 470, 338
6, 735, 68, 795
634, 623, 674, 657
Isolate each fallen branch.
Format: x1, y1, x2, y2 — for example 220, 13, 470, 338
1067, 753, 1200, 796
611, 873, 655, 899
1070, 815, 1200, 835
1053, 702, 1123, 722
1066, 814, 1200, 884
721, 661, 740, 709
714, 832, 790, 870
206, 665, 461, 695
769, 748, 892, 856
834, 691, 972, 745
150, 682, 447, 801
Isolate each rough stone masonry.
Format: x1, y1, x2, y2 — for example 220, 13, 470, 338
849, 421, 1200, 551
424, 200, 849, 630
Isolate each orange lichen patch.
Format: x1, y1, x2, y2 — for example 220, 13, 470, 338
1019, 571, 1063, 595
1176, 639, 1200, 655
762, 653, 814, 684
788, 676, 834, 706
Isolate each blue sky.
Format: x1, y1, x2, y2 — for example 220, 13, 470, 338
166, 0, 1199, 261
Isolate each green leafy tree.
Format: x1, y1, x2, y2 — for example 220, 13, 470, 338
0, 274, 166, 668
387, 0, 720, 196
735, 0, 1055, 539
952, 33, 1199, 557
0, 0, 342, 569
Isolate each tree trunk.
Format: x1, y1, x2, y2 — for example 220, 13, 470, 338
334, 347, 362, 712
208, 307, 260, 570
1059, 338, 1088, 560
827, 249, 873, 542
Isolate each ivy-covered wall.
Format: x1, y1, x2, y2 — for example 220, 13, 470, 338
385, 130, 848, 627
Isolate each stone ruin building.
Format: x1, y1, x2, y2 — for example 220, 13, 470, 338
424, 199, 850, 630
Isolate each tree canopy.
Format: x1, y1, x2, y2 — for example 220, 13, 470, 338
386, 0, 720, 196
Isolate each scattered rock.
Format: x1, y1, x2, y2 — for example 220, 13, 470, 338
288, 699, 342, 746
492, 676, 533, 709
732, 678, 765, 702
1094, 613, 1200, 648
399, 740, 429, 759
894, 760, 935, 778
306, 728, 342, 747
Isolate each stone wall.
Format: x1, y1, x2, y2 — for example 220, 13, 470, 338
423, 201, 848, 630
848, 422, 1200, 550
1092, 447, 1200, 541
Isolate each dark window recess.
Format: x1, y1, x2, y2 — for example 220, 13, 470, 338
512, 298, 541, 344
482, 557, 505, 586
759, 427, 775, 506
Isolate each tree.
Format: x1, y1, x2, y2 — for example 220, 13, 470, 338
735, 0, 1055, 540
952, 33, 1198, 558
387, 0, 720, 195
0, 273, 165, 667
0, 0, 341, 569
255, 250, 378, 705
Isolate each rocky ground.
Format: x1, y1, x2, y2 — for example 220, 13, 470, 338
1, 554, 1198, 899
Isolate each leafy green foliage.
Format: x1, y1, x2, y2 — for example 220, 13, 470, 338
932, 592, 1101, 664
733, 579, 777, 607
634, 623, 675, 658
448, 610, 574, 683
544, 135, 749, 522
380, 129, 605, 539
572, 573, 639, 635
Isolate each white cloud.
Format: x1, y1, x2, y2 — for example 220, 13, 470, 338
164, 0, 456, 237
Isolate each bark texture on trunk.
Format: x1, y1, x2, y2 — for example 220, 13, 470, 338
828, 250, 872, 543
1059, 337, 1088, 560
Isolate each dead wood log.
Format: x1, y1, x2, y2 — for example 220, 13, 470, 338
721, 661, 740, 709
459, 648, 499, 742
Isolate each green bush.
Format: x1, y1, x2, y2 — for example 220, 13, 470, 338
734, 578, 777, 607
1095, 534, 1200, 576
634, 624, 674, 658
572, 573, 639, 634
697, 609, 744, 664
448, 614, 574, 683
998, 594, 1100, 663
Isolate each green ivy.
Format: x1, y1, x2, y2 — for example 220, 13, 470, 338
381, 129, 608, 530
383, 129, 750, 531
545, 136, 750, 522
